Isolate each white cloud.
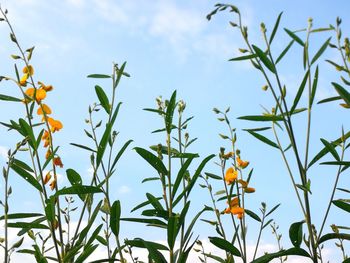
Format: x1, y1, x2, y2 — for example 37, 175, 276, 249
118, 185, 131, 194
0, 145, 8, 160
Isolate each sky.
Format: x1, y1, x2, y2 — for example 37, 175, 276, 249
1, 0, 350, 262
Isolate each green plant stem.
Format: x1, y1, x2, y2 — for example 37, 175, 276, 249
166, 131, 174, 263
4, 155, 11, 263
317, 140, 345, 240
252, 210, 266, 260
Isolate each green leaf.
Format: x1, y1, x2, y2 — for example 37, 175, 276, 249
183, 206, 211, 243
87, 74, 111, 78
167, 216, 179, 250
320, 161, 350, 166
317, 96, 341, 104
247, 130, 278, 148
252, 45, 276, 73
11, 158, 34, 173
66, 169, 82, 186
134, 147, 168, 175
209, 237, 241, 257
7, 222, 49, 230
110, 139, 133, 172
238, 114, 283, 122
19, 118, 37, 150
75, 244, 98, 263
245, 209, 261, 222
284, 28, 304, 46
165, 90, 177, 134
290, 70, 309, 114
130, 198, 162, 213
120, 217, 167, 228
269, 12, 283, 44
125, 238, 168, 251
110, 200, 121, 237
142, 177, 159, 183
229, 53, 258, 61
318, 233, 350, 244
11, 163, 43, 192
172, 156, 195, 198
289, 221, 304, 247
242, 127, 271, 132
333, 82, 350, 106
333, 200, 350, 213
205, 172, 222, 180
95, 85, 110, 114
173, 154, 215, 207
308, 131, 350, 168
0, 94, 22, 102
320, 138, 340, 161
276, 40, 294, 64
266, 203, 281, 217
96, 122, 113, 169
310, 66, 319, 106
310, 37, 331, 65
55, 185, 102, 196
251, 247, 310, 263
44, 196, 55, 223
0, 213, 42, 220
146, 193, 165, 211
70, 143, 96, 153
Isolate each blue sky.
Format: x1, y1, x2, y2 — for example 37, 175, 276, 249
1, 0, 350, 262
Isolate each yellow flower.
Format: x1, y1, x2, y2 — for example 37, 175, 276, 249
225, 167, 238, 185
23, 65, 34, 76
37, 104, 52, 115
48, 117, 63, 132
237, 156, 249, 169
20, 74, 28, 86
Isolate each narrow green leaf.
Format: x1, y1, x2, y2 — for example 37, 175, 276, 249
276, 40, 294, 64
289, 221, 304, 247
110, 200, 121, 237
0, 213, 42, 220
242, 127, 271, 132
266, 203, 281, 217
167, 216, 178, 250
134, 147, 168, 175
320, 138, 340, 161
269, 12, 283, 44
146, 193, 165, 211
125, 238, 168, 251
120, 217, 167, 228
290, 70, 309, 113
252, 45, 276, 73
333, 200, 350, 213
95, 85, 110, 114
205, 172, 222, 180
172, 156, 195, 198
209, 237, 241, 257
318, 96, 341, 104
11, 163, 42, 192
70, 143, 96, 153
284, 28, 304, 46
252, 247, 310, 263
19, 118, 37, 150
245, 209, 261, 222
7, 222, 49, 229
229, 53, 258, 61
333, 82, 350, 106
238, 115, 283, 122
310, 37, 331, 65
87, 74, 111, 78
165, 90, 177, 134
142, 177, 159, 183
310, 66, 319, 106
318, 233, 350, 244
110, 139, 133, 172
75, 244, 98, 263
11, 158, 34, 173
96, 122, 112, 169
0, 94, 22, 102
130, 198, 162, 213
55, 185, 102, 196
247, 130, 278, 148
66, 169, 82, 186
320, 161, 350, 166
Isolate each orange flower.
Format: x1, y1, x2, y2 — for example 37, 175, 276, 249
38, 81, 53, 92
23, 65, 34, 76
228, 197, 239, 207
238, 179, 248, 188
37, 104, 52, 115
53, 157, 63, 168
45, 149, 51, 159
48, 118, 63, 132
43, 172, 51, 184
24, 87, 46, 103
244, 187, 256, 193
222, 151, 234, 159
42, 130, 51, 148
231, 206, 245, 219
49, 179, 56, 190
225, 167, 238, 185
236, 157, 249, 169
